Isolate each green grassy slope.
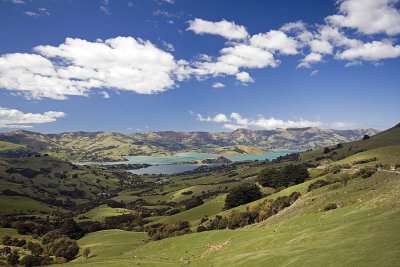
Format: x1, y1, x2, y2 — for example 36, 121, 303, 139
64, 170, 400, 266
301, 124, 400, 163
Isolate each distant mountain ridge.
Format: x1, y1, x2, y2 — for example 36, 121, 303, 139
0, 127, 379, 162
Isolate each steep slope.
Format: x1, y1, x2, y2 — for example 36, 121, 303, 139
301, 123, 400, 163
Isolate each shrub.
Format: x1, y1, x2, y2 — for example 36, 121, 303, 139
27, 241, 43, 256
323, 147, 331, 154
42, 230, 65, 245
308, 180, 331, 192
196, 225, 206, 232
83, 247, 91, 259
363, 134, 370, 140
224, 183, 262, 209
7, 251, 19, 266
20, 255, 53, 267
323, 203, 338, 211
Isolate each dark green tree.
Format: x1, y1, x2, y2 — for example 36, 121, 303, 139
224, 183, 262, 209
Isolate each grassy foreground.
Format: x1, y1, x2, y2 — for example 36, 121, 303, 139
63, 171, 400, 267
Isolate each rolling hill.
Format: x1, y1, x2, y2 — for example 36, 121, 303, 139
0, 127, 378, 162
0, 124, 398, 267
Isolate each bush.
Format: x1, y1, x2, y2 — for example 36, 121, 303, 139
196, 225, 206, 232
7, 251, 19, 266
20, 255, 53, 267
323, 147, 331, 154
323, 203, 338, 211
363, 134, 370, 140
308, 180, 331, 192
45, 237, 79, 261
27, 241, 43, 256
224, 183, 262, 209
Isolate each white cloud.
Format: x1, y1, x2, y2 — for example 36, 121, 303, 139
195, 113, 229, 123
161, 0, 175, 4
330, 121, 357, 129
187, 18, 249, 40
191, 44, 277, 82
310, 70, 319, 76
11, 0, 25, 4
0, 107, 65, 128
280, 21, 307, 32
194, 111, 322, 130
235, 72, 254, 83
0, 37, 179, 99
250, 30, 299, 55
327, 0, 400, 35
336, 40, 400, 61
24, 8, 49, 17
212, 82, 225, 88
298, 52, 323, 68
100, 91, 110, 98
310, 39, 333, 54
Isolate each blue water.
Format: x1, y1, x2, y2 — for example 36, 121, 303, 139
128, 164, 201, 175
124, 150, 299, 175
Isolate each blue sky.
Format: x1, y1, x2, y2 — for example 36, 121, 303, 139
0, 0, 399, 133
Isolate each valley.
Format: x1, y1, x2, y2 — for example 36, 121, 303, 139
0, 124, 399, 266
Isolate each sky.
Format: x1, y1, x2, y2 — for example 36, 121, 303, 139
0, 0, 399, 133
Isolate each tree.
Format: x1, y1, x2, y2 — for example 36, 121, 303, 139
363, 134, 370, 140
224, 183, 262, 209
46, 237, 79, 261
83, 247, 91, 259
59, 219, 84, 240
257, 164, 309, 189
257, 167, 282, 188
281, 164, 309, 185
323, 147, 331, 154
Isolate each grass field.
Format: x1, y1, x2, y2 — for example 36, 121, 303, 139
0, 195, 60, 215
59, 170, 400, 267
77, 205, 135, 222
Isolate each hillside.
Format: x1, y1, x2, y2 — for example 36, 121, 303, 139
0, 124, 398, 266
0, 127, 378, 162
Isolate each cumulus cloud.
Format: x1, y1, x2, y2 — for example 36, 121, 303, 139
309, 39, 333, 54
212, 82, 225, 88
0, 37, 179, 99
335, 40, 400, 61
193, 111, 323, 130
327, 0, 400, 35
0, 107, 65, 128
235, 72, 254, 83
190, 44, 277, 82
250, 30, 299, 55
298, 52, 323, 68
187, 18, 249, 40
194, 112, 229, 123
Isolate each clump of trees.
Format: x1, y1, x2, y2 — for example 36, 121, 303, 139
204, 192, 301, 231
257, 164, 309, 189
146, 220, 191, 240
224, 183, 262, 209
